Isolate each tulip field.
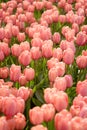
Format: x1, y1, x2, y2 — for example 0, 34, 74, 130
0, 0, 87, 129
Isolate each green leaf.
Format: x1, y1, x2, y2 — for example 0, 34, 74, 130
35, 89, 45, 104
32, 97, 42, 106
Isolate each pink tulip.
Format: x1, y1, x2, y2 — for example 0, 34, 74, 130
53, 77, 67, 91
5, 28, 12, 39
11, 44, 21, 57
0, 116, 10, 130
52, 32, 61, 44
76, 80, 87, 96
31, 38, 43, 49
65, 74, 73, 88
41, 104, 55, 122
72, 23, 79, 34
22, 0, 30, 10
29, 106, 44, 125
34, 1, 44, 10
82, 118, 87, 130
58, 15, 66, 23
23, 67, 35, 81
64, 3, 72, 12
10, 64, 21, 82
53, 48, 63, 61
19, 74, 27, 86
70, 117, 83, 130
0, 67, 9, 79
44, 87, 59, 104
64, 29, 75, 42
56, 62, 65, 77
12, 25, 19, 36
30, 47, 42, 60
7, 118, 16, 130
0, 42, 10, 56
2, 96, 17, 117
18, 50, 31, 66
14, 113, 26, 130
58, 0, 66, 8
63, 48, 74, 65
0, 86, 10, 97
76, 31, 87, 46
31, 125, 48, 130
55, 109, 72, 130
79, 106, 87, 118
20, 41, 30, 52
48, 67, 58, 82
10, 87, 18, 97
60, 40, 76, 53
47, 57, 59, 70
53, 91, 68, 111
17, 86, 32, 101
81, 25, 87, 34
76, 55, 87, 69
42, 43, 53, 58
16, 97, 25, 113
0, 28, 5, 40
17, 32, 25, 42
0, 96, 4, 111
0, 50, 5, 61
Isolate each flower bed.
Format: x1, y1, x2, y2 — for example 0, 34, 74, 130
0, 0, 87, 130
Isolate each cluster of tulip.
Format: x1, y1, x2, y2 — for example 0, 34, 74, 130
0, 0, 87, 129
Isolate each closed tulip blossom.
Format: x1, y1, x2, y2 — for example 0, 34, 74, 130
11, 44, 21, 57
53, 48, 63, 61
47, 57, 59, 70
7, 118, 16, 130
44, 88, 68, 111
17, 32, 25, 42
29, 106, 44, 125
0, 27, 5, 40
0, 50, 5, 61
12, 25, 19, 37
0, 116, 10, 130
20, 41, 30, 52
48, 67, 58, 82
53, 91, 68, 111
70, 117, 83, 130
41, 104, 55, 122
76, 55, 87, 69
55, 109, 72, 130
30, 47, 42, 60
0, 86, 10, 97
31, 125, 48, 130
23, 67, 35, 81
44, 87, 59, 104
19, 74, 27, 86
0, 42, 10, 56
63, 48, 74, 65
0, 67, 9, 79
76, 31, 87, 46
18, 50, 31, 66
16, 97, 25, 113
14, 113, 26, 130
53, 77, 67, 91
17, 86, 32, 101
10, 64, 21, 82
76, 80, 87, 96
52, 32, 61, 44
2, 96, 17, 118
65, 74, 73, 88
42, 43, 53, 58
31, 37, 43, 49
